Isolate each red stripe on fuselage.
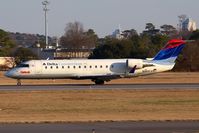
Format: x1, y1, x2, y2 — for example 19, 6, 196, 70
20, 71, 30, 74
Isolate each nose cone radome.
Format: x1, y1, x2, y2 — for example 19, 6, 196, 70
5, 70, 14, 78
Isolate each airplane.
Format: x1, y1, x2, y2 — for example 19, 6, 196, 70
5, 39, 186, 85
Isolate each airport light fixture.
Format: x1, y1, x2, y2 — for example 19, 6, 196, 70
42, 0, 50, 49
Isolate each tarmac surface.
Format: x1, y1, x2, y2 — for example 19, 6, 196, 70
0, 121, 199, 133
0, 83, 199, 91
0, 83, 199, 133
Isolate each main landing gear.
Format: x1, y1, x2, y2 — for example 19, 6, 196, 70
93, 79, 105, 85
17, 79, 21, 86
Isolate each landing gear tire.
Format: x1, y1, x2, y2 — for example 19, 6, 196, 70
94, 79, 105, 85
17, 79, 21, 86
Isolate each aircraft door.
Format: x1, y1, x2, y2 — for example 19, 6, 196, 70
34, 61, 42, 74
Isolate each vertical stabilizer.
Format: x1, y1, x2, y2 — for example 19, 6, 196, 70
153, 39, 186, 62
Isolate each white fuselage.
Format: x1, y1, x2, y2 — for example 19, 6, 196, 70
5, 59, 174, 81
5, 39, 186, 85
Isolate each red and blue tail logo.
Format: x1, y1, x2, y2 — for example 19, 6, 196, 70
153, 39, 186, 61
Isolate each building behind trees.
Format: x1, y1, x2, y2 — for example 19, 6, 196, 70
178, 15, 197, 32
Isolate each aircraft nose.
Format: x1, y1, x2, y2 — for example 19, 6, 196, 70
5, 70, 14, 78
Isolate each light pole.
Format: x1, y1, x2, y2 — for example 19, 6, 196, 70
42, 0, 50, 49
36, 42, 41, 58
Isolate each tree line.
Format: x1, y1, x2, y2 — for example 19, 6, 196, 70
88, 23, 199, 72
0, 22, 199, 71
0, 29, 38, 65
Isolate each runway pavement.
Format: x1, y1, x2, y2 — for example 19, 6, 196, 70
0, 121, 199, 133
0, 84, 198, 133
0, 83, 199, 91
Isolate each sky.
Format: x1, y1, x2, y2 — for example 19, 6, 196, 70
0, 0, 198, 37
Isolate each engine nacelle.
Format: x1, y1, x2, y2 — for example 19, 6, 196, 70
127, 59, 143, 69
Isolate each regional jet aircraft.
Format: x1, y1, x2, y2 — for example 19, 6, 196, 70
5, 39, 186, 85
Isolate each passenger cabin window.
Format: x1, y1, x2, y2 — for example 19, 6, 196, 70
45, 66, 47, 69
100, 65, 103, 68
17, 64, 29, 68
56, 66, 59, 69
50, 66, 53, 69
106, 65, 108, 68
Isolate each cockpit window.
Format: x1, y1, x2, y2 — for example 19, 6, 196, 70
16, 64, 29, 68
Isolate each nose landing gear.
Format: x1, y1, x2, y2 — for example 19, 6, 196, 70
17, 79, 21, 86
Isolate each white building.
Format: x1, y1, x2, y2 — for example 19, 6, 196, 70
182, 18, 197, 31
112, 29, 124, 40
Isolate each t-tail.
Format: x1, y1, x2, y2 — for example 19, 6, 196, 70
153, 39, 186, 63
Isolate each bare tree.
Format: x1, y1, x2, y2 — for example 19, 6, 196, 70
60, 22, 97, 50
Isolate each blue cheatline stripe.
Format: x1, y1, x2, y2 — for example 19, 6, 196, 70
153, 44, 185, 60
